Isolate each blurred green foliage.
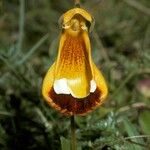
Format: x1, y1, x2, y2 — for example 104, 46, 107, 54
0, 0, 150, 149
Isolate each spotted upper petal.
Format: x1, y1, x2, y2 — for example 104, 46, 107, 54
54, 31, 93, 98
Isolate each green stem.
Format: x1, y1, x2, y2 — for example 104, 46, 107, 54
74, 0, 80, 4
74, 0, 80, 7
71, 116, 76, 150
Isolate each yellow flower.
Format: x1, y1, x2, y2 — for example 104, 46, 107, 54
42, 8, 108, 116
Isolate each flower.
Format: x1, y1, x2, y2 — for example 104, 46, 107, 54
42, 8, 108, 116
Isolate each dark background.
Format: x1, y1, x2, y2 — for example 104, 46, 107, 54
0, 0, 150, 149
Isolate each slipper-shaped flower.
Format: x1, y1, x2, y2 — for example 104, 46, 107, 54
42, 8, 108, 116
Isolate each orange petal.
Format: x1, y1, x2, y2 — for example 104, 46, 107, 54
92, 63, 108, 104
42, 63, 55, 102
42, 62, 108, 116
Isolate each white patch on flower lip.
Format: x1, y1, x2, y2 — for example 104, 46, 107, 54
54, 78, 70, 95
90, 79, 97, 93
53, 78, 77, 98
54, 78, 97, 95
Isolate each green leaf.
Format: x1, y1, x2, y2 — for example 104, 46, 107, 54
97, 107, 114, 118
0, 110, 14, 117
139, 110, 150, 134
60, 136, 70, 150
123, 117, 145, 150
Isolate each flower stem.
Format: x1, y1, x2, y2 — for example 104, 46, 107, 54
74, 0, 80, 4
71, 116, 76, 150
74, 0, 80, 7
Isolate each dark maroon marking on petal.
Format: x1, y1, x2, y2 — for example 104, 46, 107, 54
48, 88, 101, 115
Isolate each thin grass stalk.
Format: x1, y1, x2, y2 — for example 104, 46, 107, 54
16, 0, 25, 57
